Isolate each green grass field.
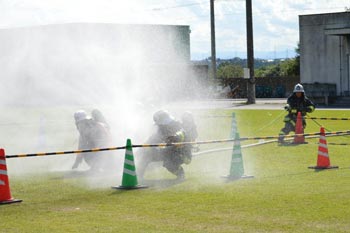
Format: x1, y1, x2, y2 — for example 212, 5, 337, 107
1, 108, 350, 232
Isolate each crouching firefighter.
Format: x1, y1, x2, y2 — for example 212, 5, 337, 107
72, 110, 113, 171
278, 83, 315, 144
181, 111, 199, 160
137, 110, 192, 180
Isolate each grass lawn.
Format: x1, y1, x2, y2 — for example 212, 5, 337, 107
1, 108, 350, 232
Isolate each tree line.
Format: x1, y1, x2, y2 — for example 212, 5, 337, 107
215, 43, 300, 78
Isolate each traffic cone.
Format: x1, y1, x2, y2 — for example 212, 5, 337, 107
0, 148, 22, 205
308, 127, 338, 170
230, 112, 237, 138
223, 132, 253, 180
112, 139, 147, 190
293, 112, 306, 144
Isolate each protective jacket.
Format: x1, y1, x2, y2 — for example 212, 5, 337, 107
73, 118, 112, 170
286, 93, 315, 116
137, 120, 188, 179
279, 93, 315, 143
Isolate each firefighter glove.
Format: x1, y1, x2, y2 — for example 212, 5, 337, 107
166, 136, 178, 143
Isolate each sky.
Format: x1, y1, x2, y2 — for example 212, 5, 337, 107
0, 0, 349, 60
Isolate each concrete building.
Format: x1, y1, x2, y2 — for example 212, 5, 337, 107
299, 11, 350, 99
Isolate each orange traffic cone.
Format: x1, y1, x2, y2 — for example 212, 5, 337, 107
0, 148, 22, 205
294, 111, 306, 144
308, 127, 338, 170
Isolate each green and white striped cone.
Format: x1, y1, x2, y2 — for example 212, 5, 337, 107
230, 112, 237, 138
112, 139, 147, 190
224, 132, 254, 180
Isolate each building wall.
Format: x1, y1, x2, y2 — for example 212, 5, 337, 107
219, 76, 300, 98
299, 12, 350, 96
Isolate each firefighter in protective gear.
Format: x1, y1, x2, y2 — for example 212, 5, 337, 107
181, 111, 199, 163
72, 110, 113, 171
137, 110, 189, 180
181, 111, 198, 142
278, 84, 315, 143
91, 109, 110, 130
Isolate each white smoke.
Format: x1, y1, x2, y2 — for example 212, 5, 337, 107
0, 23, 208, 187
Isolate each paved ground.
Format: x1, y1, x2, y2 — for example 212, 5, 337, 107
168, 98, 350, 110
168, 98, 286, 110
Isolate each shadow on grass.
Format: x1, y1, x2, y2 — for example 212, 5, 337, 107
110, 178, 185, 194
221, 175, 254, 183
141, 178, 185, 188
308, 166, 343, 173
260, 166, 349, 180
51, 170, 115, 180
278, 141, 309, 147
260, 171, 324, 179
308, 166, 350, 172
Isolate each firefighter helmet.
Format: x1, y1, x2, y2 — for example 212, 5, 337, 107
153, 110, 174, 125
293, 83, 304, 93
74, 110, 89, 123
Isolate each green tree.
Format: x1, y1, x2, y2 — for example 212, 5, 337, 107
255, 64, 281, 77
280, 58, 299, 76
255, 43, 300, 77
217, 62, 243, 78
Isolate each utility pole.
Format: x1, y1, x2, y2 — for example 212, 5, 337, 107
210, 0, 217, 79
246, 0, 255, 104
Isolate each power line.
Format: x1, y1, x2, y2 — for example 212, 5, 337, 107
150, 1, 208, 11
149, 0, 347, 16
155, 5, 348, 25
150, 0, 245, 11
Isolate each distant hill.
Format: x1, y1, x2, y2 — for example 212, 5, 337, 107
193, 57, 289, 69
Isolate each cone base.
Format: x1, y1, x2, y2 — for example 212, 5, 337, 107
111, 185, 148, 190
308, 165, 339, 170
0, 199, 22, 205
222, 175, 254, 180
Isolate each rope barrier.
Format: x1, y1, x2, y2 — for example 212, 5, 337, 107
6, 146, 126, 158
193, 139, 278, 156
6, 130, 350, 159
305, 117, 350, 121
194, 132, 350, 157
307, 114, 350, 139
249, 110, 285, 135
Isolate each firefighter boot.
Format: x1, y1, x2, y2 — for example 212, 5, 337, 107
175, 166, 185, 181
278, 134, 285, 144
